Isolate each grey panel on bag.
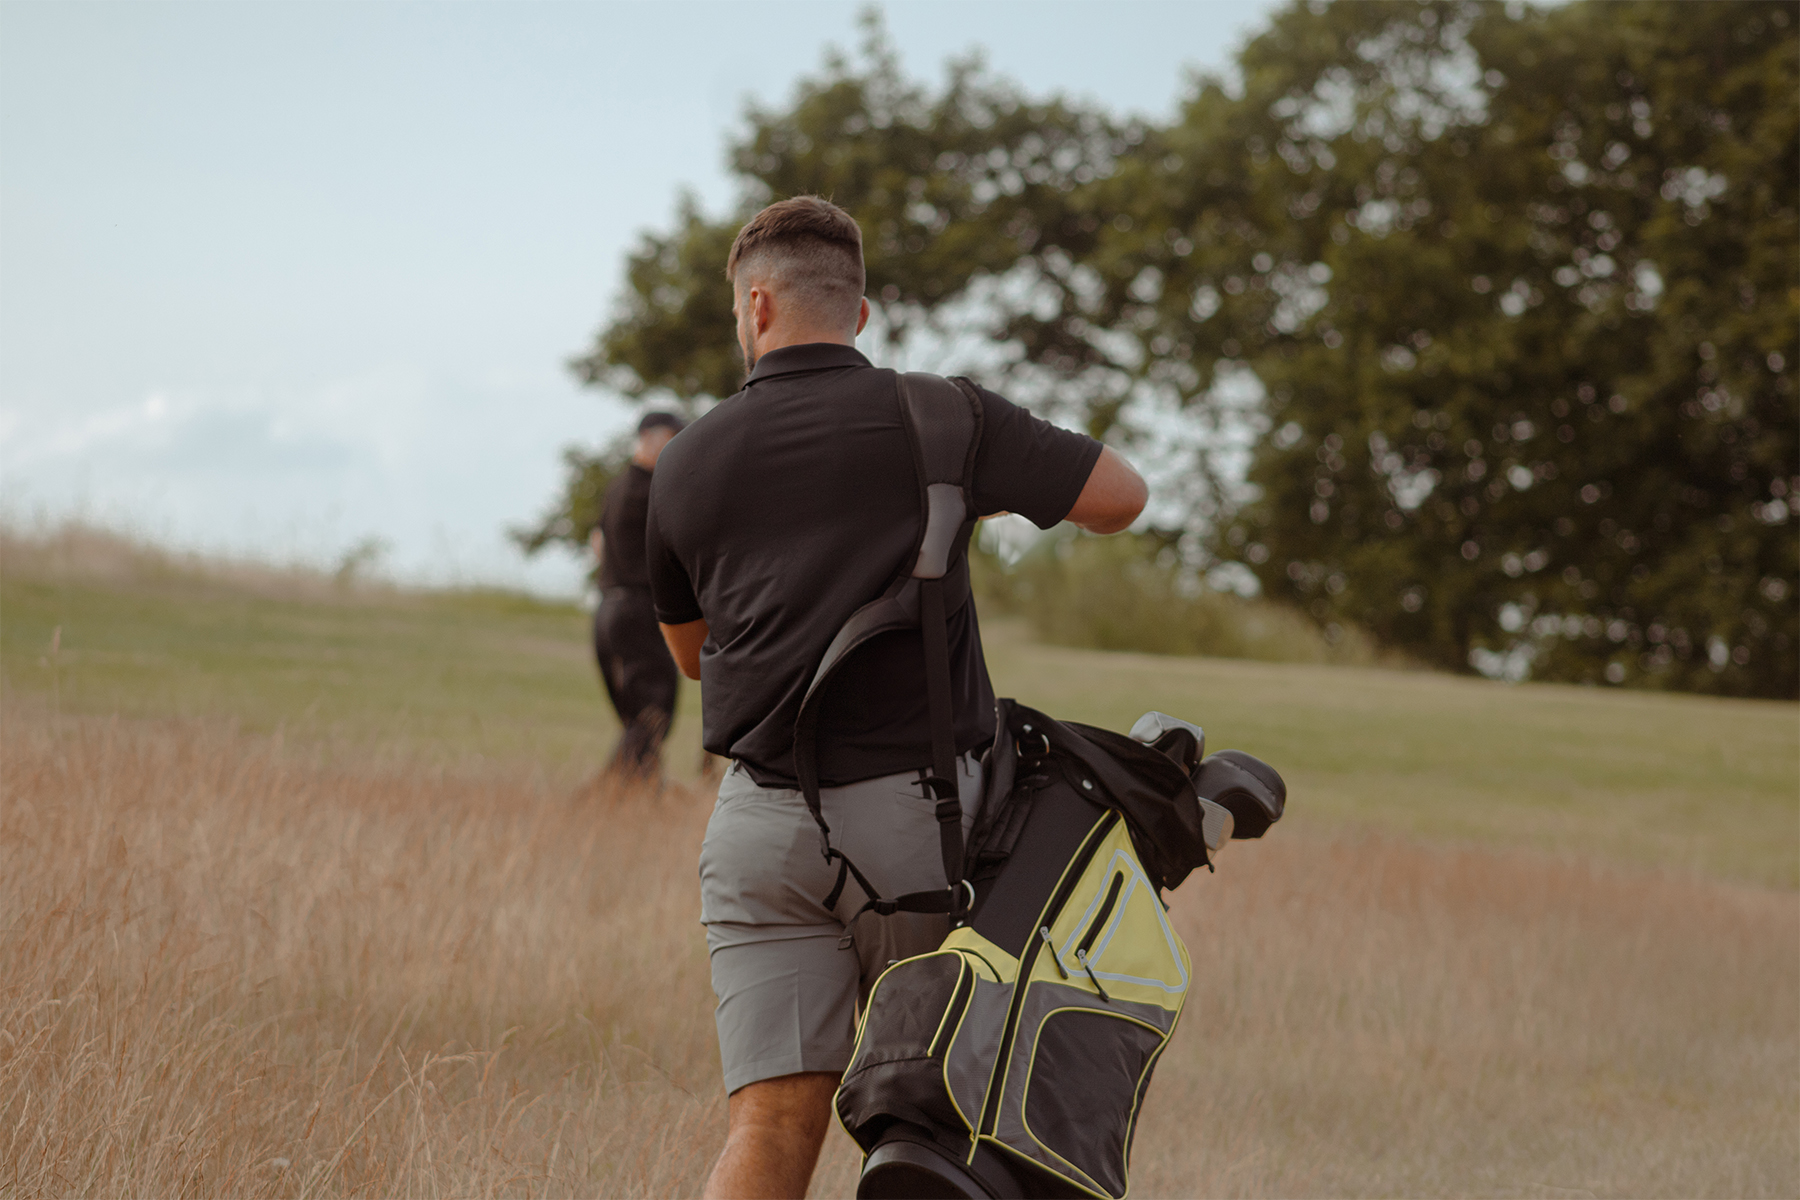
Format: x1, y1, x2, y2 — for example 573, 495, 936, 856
943, 974, 1012, 1133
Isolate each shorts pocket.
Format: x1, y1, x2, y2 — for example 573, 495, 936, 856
889, 780, 939, 818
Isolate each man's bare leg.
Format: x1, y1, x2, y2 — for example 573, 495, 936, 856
704, 1071, 838, 1199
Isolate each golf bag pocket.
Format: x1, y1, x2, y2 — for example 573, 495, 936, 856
976, 817, 1188, 1198
1019, 1006, 1168, 1198
838, 949, 987, 1141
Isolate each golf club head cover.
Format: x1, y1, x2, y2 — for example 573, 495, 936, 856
1192, 749, 1287, 839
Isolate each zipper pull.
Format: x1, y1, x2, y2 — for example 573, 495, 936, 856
1075, 948, 1111, 1003
1038, 926, 1070, 979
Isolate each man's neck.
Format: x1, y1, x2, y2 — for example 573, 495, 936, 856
752, 329, 855, 360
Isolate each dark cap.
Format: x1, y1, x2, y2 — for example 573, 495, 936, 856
637, 411, 686, 435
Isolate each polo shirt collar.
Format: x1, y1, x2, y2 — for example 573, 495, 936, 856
744, 342, 871, 386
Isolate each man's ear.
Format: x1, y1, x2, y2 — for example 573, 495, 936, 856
751, 286, 774, 335
855, 296, 871, 336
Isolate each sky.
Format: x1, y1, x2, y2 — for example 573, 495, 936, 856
2, 0, 1283, 594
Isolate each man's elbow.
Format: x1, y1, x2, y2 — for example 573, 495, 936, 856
1068, 448, 1148, 534
1087, 476, 1147, 534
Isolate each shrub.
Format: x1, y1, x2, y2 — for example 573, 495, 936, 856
977, 532, 1387, 667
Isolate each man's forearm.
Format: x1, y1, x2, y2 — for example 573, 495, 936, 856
660, 618, 708, 680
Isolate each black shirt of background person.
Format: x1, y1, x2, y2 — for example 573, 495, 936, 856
646, 342, 1102, 789
598, 463, 654, 589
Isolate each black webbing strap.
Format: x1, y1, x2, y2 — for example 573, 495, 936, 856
790, 371, 983, 929
918, 574, 963, 888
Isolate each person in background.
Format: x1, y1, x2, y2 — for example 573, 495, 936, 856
590, 411, 686, 780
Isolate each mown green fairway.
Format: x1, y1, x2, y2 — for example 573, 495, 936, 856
0, 564, 694, 774
5, 540, 1795, 888
985, 629, 1800, 889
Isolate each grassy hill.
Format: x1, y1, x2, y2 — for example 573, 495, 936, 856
6, 527, 1795, 888
4, 528, 1795, 1197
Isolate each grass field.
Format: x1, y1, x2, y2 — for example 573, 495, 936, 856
3, 528, 1797, 1197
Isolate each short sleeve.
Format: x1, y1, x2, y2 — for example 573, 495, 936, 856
970, 386, 1105, 529
645, 489, 703, 625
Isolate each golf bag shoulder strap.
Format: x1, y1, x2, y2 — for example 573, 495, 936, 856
792, 371, 984, 924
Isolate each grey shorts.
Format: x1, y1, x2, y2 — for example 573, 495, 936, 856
698, 755, 982, 1094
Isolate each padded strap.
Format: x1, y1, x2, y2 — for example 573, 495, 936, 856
791, 371, 984, 922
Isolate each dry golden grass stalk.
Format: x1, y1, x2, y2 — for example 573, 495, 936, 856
2, 709, 1794, 1198
0, 521, 393, 601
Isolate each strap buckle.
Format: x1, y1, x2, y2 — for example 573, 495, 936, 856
950, 878, 975, 921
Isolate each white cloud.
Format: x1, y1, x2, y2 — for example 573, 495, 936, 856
1, 367, 630, 595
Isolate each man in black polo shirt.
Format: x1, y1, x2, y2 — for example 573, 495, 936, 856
590, 411, 685, 779
646, 196, 1147, 1198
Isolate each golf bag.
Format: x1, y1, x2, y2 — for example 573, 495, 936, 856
792, 373, 1288, 1199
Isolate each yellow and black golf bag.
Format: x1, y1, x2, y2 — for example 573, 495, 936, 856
792, 373, 1287, 1199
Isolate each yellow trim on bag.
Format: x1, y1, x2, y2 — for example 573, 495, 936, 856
939, 927, 1016, 982
940, 996, 977, 1136
925, 958, 969, 1058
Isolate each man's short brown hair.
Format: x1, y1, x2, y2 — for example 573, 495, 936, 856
726, 195, 865, 329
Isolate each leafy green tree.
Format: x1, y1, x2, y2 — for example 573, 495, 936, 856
552, 2, 1797, 697
569, 14, 1141, 426
1171, 0, 1796, 697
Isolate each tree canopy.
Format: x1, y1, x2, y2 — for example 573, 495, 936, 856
552, 1, 1797, 698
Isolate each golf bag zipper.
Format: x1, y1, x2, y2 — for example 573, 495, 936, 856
1038, 927, 1071, 978
1075, 948, 1111, 1003
1067, 868, 1124, 1004
974, 808, 1119, 1142
1075, 870, 1126, 959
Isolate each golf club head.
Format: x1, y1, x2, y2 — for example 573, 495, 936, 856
1128, 711, 1205, 775
1130, 712, 1236, 851
1198, 795, 1235, 853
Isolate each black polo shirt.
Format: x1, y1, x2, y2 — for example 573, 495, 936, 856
596, 463, 653, 589
645, 343, 1102, 787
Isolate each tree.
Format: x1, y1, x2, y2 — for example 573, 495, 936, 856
568, 13, 1141, 428
1168, 1, 1797, 696
551, 2, 1798, 697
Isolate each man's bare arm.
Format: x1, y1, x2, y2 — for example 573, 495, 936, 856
1064, 446, 1148, 534
660, 618, 708, 681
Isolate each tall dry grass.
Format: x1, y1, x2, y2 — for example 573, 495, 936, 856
2, 706, 1795, 1197
0, 522, 396, 602
2, 708, 720, 1198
